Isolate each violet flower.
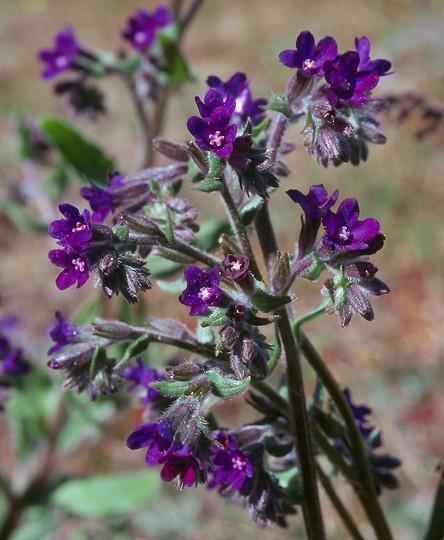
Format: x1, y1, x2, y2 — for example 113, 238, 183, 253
208, 431, 253, 492
80, 180, 115, 222
122, 6, 173, 52
48, 311, 81, 355
322, 198, 381, 252
324, 52, 379, 108
287, 184, 339, 220
179, 266, 223, 316
279, 30, 337, 78
122, 357, 163, 404
126, 420, 175, 465
206, 72, 267, 126
48, 248, 91, 290
187, 94, 237, 158
222, 254, 250, 281
355, 36, 391, 75
48, 204, 93, 248
38, 27, 80, 80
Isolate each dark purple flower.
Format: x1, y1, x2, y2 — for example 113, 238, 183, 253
80, 180, 115, 222
187, 95, 237, 158
207, 72, 267, 126
222, 254, 250, 281
122, 357, 163, 404
158, 444, 205, 487
179, 266, 223, 316
48, 204, 93, 248
126, 420, 174, 465
324, 52, 379, 108
38, 27, 80, 80
122, 6, 173, 52
48, 248, 91, 290
1, 348, 30, 377
279, 30, 337, 78
322, 198, 381, 251
194, 88, 236, 119
208, 431, 253, 492
54, 80, 106, 120
343, 387, 374, 438
355, 36, 391, 75
287, 184, 339, 220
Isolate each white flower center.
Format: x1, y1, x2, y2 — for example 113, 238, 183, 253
198, 287, 213, 301
232, 456, 246, 470
338, 226, 351, 242
209, 131, 225, 147
72, 257, 86, 272
302, 59, 316, 71
55, 56, 69, 69
72, 222, 87, 233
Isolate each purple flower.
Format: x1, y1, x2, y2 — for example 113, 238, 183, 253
206, 72, 267, 126
80, 180, 115, 222
38, 27, 80, 80
122, 6, 173, 52
343, 387, 374, 439
322, 198, 381, 251
187, 91, 237, 158
279, 30, 337, 78
287, 184, 339, 220
47, 311, 81, 355
122, 357, 163, 404
158, 444, 205, 487
126, 420, 174, 465
222, 254, 250, 281
179, 266, 223, 316
208, 431, 253, 492
1, 348, 30, 377
355, 36, 391, 76
324, 52, 379, 108
48, 248, 91, 290
48, 204, 93, 248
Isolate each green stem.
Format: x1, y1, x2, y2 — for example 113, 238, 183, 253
220, 178, 263, 281
298, 332, 394, 540
292, 301, 328, 333
316, 462, 366, 540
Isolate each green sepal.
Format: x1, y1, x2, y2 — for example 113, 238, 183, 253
90, 346, 107, 380
200, 308, 229, 328
120, 334, 150, 365
150, 380, 189, 397
252, 117, 269, 138
265, 93, 292, 117
112, 224, 129, 242
208, 153, 225, 178
206, 370, 250, 398
250, 286, 294, 312
194, 178, 223, 193
303, 257, 325, 281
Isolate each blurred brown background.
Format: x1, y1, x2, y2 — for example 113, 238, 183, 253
1, 0, 444, 538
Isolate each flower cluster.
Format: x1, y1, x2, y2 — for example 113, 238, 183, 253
277, 31, 391, 166
339, 388, 401, 495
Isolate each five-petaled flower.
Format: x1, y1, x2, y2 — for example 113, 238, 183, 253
279, 30, 338, 78
322, 197, 381, 251
122, 6, 173, 52
179, 266, 223, 316
38, 27, 80, 80
48, 204, 93, 248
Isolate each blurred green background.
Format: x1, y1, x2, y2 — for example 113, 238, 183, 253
1, 0, 443, 538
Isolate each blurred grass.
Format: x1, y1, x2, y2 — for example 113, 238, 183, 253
1, 0, 444, 538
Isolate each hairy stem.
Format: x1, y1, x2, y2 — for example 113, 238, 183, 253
299, 332, 394, 540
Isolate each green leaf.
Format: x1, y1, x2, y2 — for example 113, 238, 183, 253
239, 195, 264, 226
50, 471, 160, 517
194, 218, 230, 251
200, 308, 228, 328
250, 287, 294, 312
120, 334, 151, 364
151, 380, 189, 397
158, 34, 191, 85
206, 371, 250, 398
0, 198, 47, 233
265, 93, 292, 117
193, 178, 222, 193
208, 153, 225, 178
39, 115, 114, 184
